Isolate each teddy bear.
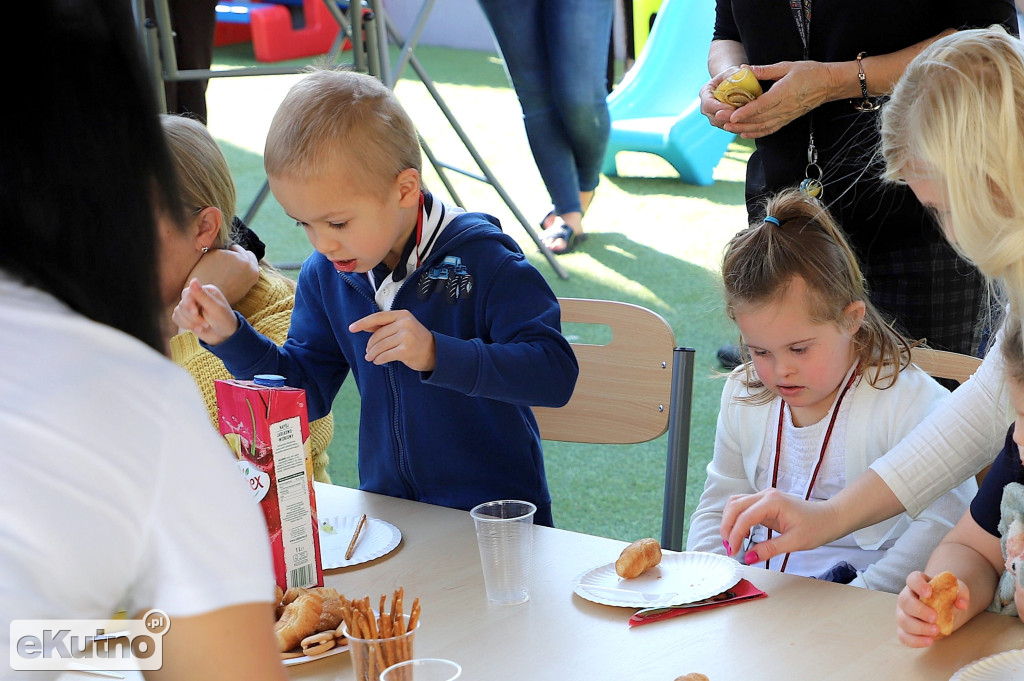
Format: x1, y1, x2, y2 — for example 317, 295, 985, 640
991, 481, 1024, 615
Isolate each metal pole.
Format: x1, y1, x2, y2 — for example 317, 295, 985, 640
661, 347, 695, 552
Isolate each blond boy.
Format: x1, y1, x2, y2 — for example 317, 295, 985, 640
174, 69, 577, 525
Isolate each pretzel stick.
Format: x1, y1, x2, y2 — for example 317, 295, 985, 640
381, 616, 395, 668
389, 587, 400, 624
345, 513, 368, 560
408, 598, 421, 632
358, 610, 386, 677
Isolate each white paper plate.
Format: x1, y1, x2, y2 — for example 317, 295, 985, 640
319, 515, 401, 569
573, 551, 742, 608
282, 642, 349, 667
950, 649, 1024, 680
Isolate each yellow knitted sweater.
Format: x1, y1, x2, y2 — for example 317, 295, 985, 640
169, 269, 335, 483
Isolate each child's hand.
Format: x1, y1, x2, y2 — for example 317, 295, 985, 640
171, 278, 239, 345
349, 310, 436, 372
186, 245, 259, 306
896, 571, 969, 648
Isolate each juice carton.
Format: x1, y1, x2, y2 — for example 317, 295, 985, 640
215, 374, 323, 591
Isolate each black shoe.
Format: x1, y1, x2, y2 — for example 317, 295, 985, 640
717, 344, 742, 370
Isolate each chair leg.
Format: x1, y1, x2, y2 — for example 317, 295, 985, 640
661, 346, 695, 551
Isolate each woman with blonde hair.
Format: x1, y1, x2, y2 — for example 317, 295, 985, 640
687, 189, 973, 593
718, 26, 1024, 620
160, 114, 335, 482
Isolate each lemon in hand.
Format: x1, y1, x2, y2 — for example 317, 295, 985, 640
713, 67, 763, 107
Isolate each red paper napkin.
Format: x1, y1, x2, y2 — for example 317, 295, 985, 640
627, 578, 766, 626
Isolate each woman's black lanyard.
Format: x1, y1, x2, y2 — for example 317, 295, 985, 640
765, 364, 858, 572
789, 0, 824, 201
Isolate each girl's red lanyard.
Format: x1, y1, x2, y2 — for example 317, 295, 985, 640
766, 364, 858, 572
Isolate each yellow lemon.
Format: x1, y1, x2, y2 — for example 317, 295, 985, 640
713, 67, 763, 107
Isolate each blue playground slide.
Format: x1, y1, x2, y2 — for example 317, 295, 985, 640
601, 0, 736, 186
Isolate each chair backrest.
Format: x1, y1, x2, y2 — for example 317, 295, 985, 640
533, 298, 675, 444
910, 347, 983, 386
533, 298, 695, 551
910, 347, 987, 484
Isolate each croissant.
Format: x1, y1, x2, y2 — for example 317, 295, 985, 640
922, 571, 959, 636
615, 538, 662, 579
274, 592, 323, 652
317, 597, 345, 632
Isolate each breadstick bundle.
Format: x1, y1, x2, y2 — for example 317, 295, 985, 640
343, 587, 422, 681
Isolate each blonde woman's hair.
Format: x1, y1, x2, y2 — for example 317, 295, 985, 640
722, 189, 912, 402
160, 113, 237, 247
264, 67, 421, 198
881, 26, 1024, 336
161, 113, 294, 288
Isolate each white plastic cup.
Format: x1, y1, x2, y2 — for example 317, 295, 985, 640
379, 658, 462, 681
469, 499, 536, 605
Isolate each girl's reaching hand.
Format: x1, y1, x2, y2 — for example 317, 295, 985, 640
896, 571, 969, 648
171, 278, 239, 345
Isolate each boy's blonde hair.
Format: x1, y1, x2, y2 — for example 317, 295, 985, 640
264, 68, 421, 198
722, 189, 912, 402
160, 113, 236, 248
1001, 315, 1024, 386
881, 26, 1024, 342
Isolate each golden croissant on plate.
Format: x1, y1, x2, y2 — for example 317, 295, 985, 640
615, 538, 662, 579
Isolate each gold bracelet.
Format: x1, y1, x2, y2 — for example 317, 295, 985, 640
853, 52, 880, 112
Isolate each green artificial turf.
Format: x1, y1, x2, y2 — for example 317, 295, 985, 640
205, 41, 753, 543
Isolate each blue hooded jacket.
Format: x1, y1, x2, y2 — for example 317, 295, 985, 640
208, 211, 577, 525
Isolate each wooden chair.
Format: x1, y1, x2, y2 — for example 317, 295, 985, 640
910, 347, 987, 483
911, 347, 983, 386
532, 298, 695, 551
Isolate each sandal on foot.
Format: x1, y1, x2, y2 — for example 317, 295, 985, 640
539, 222, 587, 255
539, 209, 557, 231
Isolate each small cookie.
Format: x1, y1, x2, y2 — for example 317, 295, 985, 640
922, 571, 959, 636
300, 632, 336, 658
675, 674, 709, 681
280, 649, 304, 660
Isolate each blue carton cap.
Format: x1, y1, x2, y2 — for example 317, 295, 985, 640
253, 374, 286, 387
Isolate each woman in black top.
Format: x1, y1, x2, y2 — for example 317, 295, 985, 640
701, 0, 1016, 357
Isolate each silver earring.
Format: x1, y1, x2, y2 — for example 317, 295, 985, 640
201, 246, 209, 254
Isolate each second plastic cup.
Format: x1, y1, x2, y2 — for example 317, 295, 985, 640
345, 614, 418, 681
379, 658, 462, 681
469, 499, 537, 605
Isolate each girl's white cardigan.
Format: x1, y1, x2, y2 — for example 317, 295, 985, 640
687, 362, 977, 594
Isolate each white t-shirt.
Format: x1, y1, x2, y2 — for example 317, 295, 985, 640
0, 274, 274, 677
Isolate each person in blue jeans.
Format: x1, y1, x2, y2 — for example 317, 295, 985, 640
476, 0, 613, 255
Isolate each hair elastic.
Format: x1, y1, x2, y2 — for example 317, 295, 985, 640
763, 216, 780, 226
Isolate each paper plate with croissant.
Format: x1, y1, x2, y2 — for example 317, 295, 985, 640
573, 540, 742, 608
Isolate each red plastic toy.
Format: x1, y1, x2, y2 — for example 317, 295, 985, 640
215, 0, 354, 63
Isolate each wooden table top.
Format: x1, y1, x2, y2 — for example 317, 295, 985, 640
286, 483, 1024, 681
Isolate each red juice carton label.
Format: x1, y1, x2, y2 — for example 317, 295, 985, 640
214, 375, 323, 591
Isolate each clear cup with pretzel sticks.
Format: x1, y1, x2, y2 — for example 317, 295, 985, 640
341, 590, 421, 681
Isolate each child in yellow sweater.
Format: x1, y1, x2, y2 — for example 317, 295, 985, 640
160, 114, 335, 481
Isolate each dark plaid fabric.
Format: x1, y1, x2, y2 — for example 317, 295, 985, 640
864, 240, 988, 357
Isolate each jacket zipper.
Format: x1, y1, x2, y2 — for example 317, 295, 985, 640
342, 274, 416, 498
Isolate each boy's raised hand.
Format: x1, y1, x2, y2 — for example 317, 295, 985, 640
896, 571, 969, 648
172, 278, 240, 345
349, 310, 436, 372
